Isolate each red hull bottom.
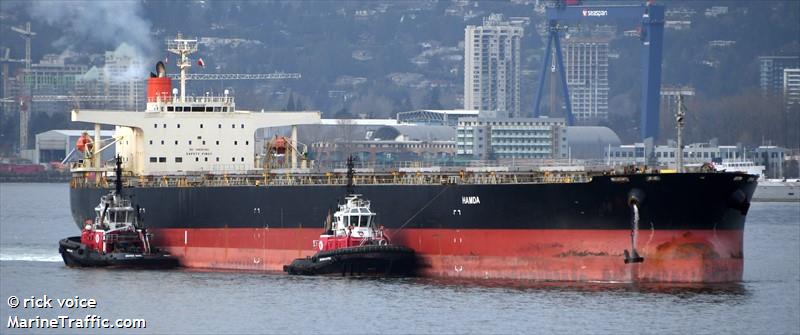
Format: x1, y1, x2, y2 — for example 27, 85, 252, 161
152, 228, 743, 283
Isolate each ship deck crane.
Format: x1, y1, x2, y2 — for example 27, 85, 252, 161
533, 0, 665, 140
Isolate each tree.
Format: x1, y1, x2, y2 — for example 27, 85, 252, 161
426, 87, 444, 110
284, 93, 296, 111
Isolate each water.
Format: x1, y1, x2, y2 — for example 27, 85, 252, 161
1, 183, 798, 334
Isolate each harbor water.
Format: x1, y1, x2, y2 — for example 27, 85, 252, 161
1, 183, 798, 334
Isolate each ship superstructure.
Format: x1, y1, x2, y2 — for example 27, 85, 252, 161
72, 35, 319, 176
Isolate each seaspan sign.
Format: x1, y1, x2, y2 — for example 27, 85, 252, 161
582, 9, 608, 17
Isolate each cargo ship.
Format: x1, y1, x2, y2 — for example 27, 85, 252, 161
68, 36, 757, 283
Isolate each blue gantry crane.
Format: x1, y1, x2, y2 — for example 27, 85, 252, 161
533, 0, 665, 140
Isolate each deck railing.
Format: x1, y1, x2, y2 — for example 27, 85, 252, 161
70, 168, 594, 189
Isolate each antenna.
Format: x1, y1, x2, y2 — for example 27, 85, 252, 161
346, 155, 355, 195
115, 155, 123, 194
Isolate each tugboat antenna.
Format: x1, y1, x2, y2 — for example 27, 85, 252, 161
346, 155, 355, 195
115, 155, 123, 194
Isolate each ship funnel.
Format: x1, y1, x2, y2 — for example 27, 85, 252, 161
156, 61, 167, 78
147, 61, 172, 103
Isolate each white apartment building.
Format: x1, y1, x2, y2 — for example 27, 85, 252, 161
564, 38, 610, 122
464, 14, 523, 118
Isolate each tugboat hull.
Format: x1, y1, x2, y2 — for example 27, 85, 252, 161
284, 245, 416, 276
59, 237, 179, 269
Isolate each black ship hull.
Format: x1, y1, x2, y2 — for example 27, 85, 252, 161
69, 172, 757, 282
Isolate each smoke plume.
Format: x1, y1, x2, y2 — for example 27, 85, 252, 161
28, 0, 154, 80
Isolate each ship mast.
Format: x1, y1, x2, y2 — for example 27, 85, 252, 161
166, 34, 198, 102
675, 94, 686, 173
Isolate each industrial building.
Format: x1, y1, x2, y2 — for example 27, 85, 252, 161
266, 121, 456, 166
464, 14, 523, 118
563, 37, 610, 122
396, 109, 478, 126
456, 117, 567, 159
604, 140, 791, 178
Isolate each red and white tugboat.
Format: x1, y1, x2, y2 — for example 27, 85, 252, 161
284, 159, 416, 276
58, 158, 178, 269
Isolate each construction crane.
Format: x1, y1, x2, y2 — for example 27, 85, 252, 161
533, 0, 665, 141
10, 22, 35, 70
8, 22, 36, 150
168, 73, 301, 80
1, 47, 25, 105
166, 34, 300, 102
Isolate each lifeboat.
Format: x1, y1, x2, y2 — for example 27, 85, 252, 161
283, 194, 416, 276
59, 158, 178, 269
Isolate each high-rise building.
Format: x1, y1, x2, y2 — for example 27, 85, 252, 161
464, 14, 523, 119
75, 43, 146, 111
19, 54, 88, 114
563, 38, 610, 122
784, 68, 800, 106
759, 56, 800, 96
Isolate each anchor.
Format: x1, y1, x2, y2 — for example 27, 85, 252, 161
624, 190, 645, 264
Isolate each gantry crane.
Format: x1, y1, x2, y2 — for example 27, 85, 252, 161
533, 0, 665, 140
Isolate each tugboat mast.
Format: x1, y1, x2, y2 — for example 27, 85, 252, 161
346, 156, 355, 195
114, 155, 123, 195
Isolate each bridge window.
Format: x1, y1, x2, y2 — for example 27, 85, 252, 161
175, 140, 178, 145
163, 124, 167, 128
149, 157, 157, 163
241, 157, 245, 162
202, 140, 206, 145
204, 157, 208, 162
161, 140, 165, 145
218, 124, 222, 129
232, 157, 236, 162
232, 124, 235, 129
240, 124, 244, 128
177, 124, 181, 129
234, 141, 238, 145
192, 107, 204, 112
215, 157, 219, 162
158, 157, 166, 163
154, 124, 157, 128
175, 157, 182, 163
200, 124, 204, 129
216, 141, 219, 145
149, 140, 153, 145
245, 141, 249, 145
195, 157, 199, 162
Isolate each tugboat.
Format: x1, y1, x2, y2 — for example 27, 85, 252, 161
58, 158, 178, 269
283, 158, 416, 276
